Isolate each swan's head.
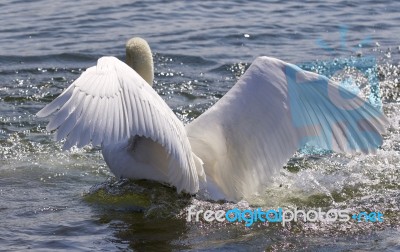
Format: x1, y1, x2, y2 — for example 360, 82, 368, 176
126, 37, 154, 86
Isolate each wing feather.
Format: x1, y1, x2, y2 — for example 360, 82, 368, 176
76, 94, 93, 148
110, 94, 119, 142
37, 56, 199, 194
36, 84, 75, 118
187, 56, 388, 201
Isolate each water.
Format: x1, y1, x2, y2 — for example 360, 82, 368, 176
1, 0, 400, 251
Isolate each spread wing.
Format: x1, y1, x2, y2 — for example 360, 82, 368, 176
37, 56, 199, 193
186, 56, 388, 201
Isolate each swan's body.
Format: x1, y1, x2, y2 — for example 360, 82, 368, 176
37, 38, 388, 202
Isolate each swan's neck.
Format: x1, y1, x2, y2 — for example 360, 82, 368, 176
126, 37, 154, 86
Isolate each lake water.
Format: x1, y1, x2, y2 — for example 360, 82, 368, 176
0, 0, 399, 251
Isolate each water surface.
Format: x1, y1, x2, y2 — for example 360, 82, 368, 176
0, 0, 399, 251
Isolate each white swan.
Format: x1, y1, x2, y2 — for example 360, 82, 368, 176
37, 37, 388, 202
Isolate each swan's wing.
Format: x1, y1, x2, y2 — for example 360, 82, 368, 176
37, 56, 199, 193
186, 56, 388, 201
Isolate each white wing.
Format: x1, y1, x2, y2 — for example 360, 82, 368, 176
37, 56, 199, 193
186, 56, 388, 201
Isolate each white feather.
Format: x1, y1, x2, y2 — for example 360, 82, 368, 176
186, 56, 388, 201
37, 56, 200, 194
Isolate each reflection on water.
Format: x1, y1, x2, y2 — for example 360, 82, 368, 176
85, 179, 191, 250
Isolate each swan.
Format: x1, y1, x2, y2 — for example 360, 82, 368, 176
36, 37, 388, 202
